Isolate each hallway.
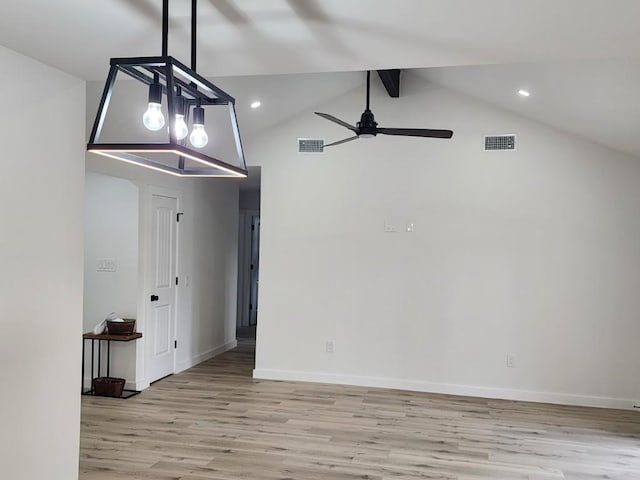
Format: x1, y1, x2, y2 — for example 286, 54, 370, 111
80, 345, 640, 479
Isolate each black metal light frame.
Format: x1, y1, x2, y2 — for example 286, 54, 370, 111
87, 0, 248, 178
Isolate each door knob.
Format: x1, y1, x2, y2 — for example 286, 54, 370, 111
150, 294, 159, 302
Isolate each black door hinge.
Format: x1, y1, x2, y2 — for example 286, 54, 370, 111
249, 303, 253, 310
176, 276, 179, 285
177, 212, 184, 222
250, 264, 254, 270
174, 340, 177, 349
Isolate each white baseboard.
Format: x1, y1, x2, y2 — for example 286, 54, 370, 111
252, 368, 638, 411
132, 379, 149, 391
176, 339, 238, 373
82, 340, 238, 393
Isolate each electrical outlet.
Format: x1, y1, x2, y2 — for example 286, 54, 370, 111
506, 354, 516, 368
326, 340, 335, 354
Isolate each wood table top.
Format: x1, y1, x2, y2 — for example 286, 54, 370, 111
82, 332, 142, 341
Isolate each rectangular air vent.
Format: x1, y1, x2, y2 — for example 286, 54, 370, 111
298, 138, 324, 153
484, 134, 516, 151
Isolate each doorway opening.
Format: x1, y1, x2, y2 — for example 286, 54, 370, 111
237, 167, 261, 346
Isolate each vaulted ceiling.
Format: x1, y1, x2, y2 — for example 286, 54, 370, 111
2, 0, 640, 80
6, 1, 640, 158
417, 59, 640, 159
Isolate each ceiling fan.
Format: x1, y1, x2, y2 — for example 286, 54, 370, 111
315, 71, 454, 147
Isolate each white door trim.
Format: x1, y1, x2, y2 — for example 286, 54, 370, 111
237, 209, 259, 329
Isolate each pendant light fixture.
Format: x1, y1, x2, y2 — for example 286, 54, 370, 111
87, 0, 247, 178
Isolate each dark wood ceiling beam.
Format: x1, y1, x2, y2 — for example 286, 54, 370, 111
377, 69, 401, 97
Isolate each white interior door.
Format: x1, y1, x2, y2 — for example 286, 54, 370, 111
146, 193, 177, 383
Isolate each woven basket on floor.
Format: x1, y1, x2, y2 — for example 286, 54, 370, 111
92, 377, 125, 397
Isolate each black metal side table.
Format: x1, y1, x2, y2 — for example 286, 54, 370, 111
82, 332, 143, 399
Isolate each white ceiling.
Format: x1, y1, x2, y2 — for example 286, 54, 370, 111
2, 0, 640, 80
415, 59, 640, 159
205, 59, 640, 160
6, 1, 640, 160
210, 71, 363, 138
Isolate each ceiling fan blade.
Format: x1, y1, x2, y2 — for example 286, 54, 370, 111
206, 0, 250, 24
115, 0, 183, 29
325, 136, 360, 147
115, 0, 161, 22
285, 0, 330, 22
376, 128, 454, 139
315, 112, 358, 133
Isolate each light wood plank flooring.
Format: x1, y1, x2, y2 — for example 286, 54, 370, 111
80, 345, 640, 479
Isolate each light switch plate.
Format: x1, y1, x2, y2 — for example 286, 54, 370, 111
384, 220, 398, 233
96, 258, 117, 272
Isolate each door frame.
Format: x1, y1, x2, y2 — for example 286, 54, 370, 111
237, 209, 260, 330
141, 185, 182, 385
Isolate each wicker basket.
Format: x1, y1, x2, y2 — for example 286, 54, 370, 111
93, 377, 126, 397
106, 318, 136, 335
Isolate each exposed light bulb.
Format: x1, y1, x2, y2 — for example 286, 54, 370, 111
170, 94, 189, 141
250, 101, 261, 109
174, 114, 189, 140
142, 83, 165, 131
143, 103, 165, 131
518, 89, 531, 97
189, 106, 208, 148
190, 124, 208, 148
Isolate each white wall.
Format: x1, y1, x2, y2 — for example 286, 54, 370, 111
180, 180, 240, 367
240, 189, 261, 210
251, 72, 640, 409
0, 46, 85, 479
83, 172, 139, 382
85, 81, 240, 386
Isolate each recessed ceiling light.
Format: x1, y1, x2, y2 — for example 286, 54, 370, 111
518, 89, 531, 97
250, 101, 262, 109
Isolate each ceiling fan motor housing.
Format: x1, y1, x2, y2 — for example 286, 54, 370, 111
357, 109, 378, 136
